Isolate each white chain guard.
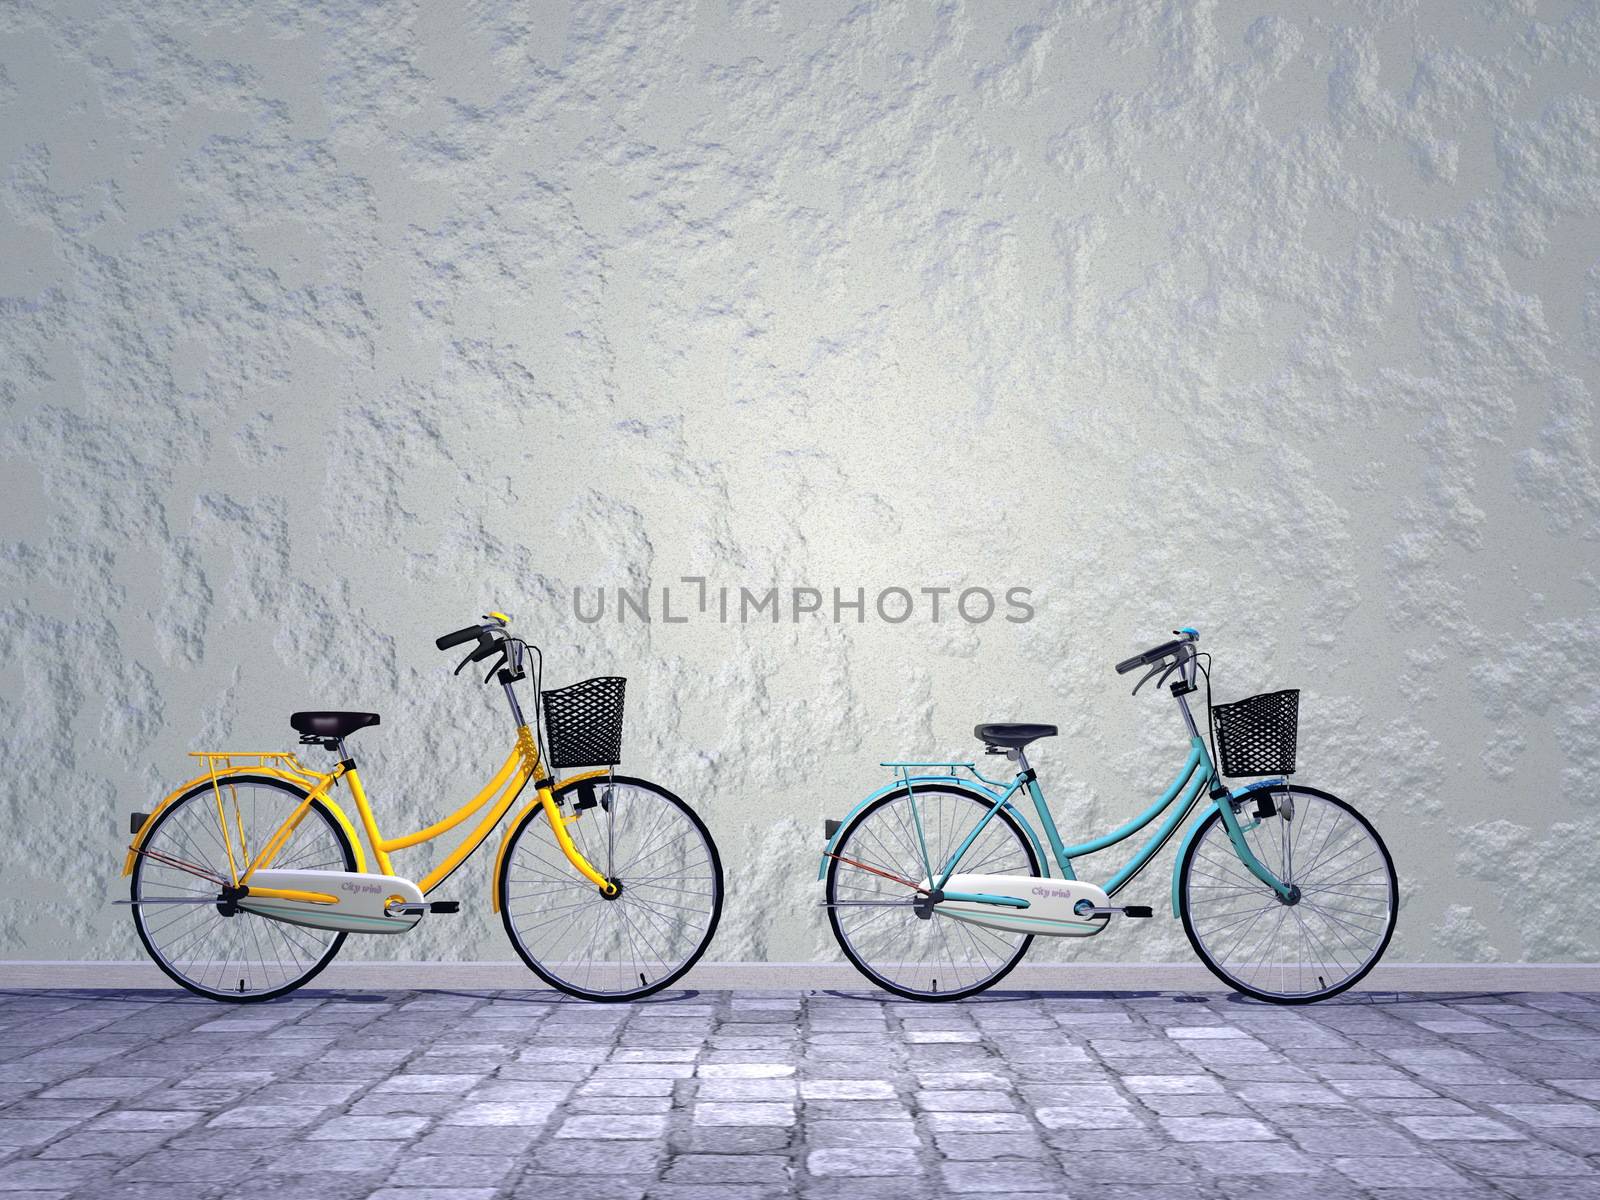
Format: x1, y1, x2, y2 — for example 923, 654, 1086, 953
934, 873, 1112, 937
236, 870, 423, 935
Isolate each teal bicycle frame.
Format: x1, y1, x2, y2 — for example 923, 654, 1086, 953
818, 662, 1296, 918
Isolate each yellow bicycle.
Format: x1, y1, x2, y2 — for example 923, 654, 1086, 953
119, 613, 723, 1002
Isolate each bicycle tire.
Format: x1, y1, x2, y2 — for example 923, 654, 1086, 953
1178, 785, 1397, 1004
826, 784, 1042, 1002
130, 775, 357, 1003
498, 774, 723, 1001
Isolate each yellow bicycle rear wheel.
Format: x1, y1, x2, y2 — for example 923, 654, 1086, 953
130, 776, 356, 1002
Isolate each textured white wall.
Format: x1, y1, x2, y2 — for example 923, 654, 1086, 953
2, 1, 1598, 967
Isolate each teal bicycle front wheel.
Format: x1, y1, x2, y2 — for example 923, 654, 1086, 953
825, 785, 1042, 1001
1178, 785, 1397, 1004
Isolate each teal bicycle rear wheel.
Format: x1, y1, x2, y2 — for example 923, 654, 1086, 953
1178, 785, 1397, 1003
825, 785, 1042, 1001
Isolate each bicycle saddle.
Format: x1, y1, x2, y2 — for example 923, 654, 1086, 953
290, 711, 380, 740
974, 723, 1057, 750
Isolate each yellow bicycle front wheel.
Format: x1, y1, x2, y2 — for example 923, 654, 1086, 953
498, 774, 723, 1001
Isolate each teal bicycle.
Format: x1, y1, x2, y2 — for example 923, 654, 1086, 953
819, 629, 1398, 1003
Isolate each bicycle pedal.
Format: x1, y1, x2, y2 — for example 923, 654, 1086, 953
1123, 905, 1153, 918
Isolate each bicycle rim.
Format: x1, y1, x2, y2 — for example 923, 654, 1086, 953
1180, 787, 1397, 1003
827, 787, 1039, 1001
131, 777, 354, 1002
499, 776, 722, 1000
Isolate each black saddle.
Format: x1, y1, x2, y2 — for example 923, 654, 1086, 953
290, 711, 380, 742
974, 723, 1057, 751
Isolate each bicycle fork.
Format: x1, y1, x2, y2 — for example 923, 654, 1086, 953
1170, 677, 1298, 905
517, 725, 618, 897
1214, 785, 1299, 902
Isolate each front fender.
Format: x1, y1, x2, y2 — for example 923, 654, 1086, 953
1169, 801, 1220, 917
1168, 779, 1289, 916
489, 768, 613, 913
818, 776, 1050, 880
123, 766, 366, 877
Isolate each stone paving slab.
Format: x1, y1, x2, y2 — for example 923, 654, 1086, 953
3, 988, 1600, 1198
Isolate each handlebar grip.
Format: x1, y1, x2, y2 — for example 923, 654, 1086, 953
436, 625, 480, 651
1115, 636, 1191, 676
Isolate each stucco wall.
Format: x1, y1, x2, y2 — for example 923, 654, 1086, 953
2, 1, 1597, 966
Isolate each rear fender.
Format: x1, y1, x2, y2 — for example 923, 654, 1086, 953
123, 767, 365, 877
818, 777, 1049, 881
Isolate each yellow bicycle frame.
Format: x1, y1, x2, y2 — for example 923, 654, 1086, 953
123, 725, 615, 901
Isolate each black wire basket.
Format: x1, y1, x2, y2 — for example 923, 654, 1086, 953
1211, 688, 1298, 778
540, 676, 626, 769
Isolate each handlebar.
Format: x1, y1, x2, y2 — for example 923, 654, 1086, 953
1115, 628, 1199, 675
435, 614, 526, 686
436, 625, 481, 651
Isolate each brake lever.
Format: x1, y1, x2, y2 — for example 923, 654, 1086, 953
455, 631, 504, 675
1131, 661, 1165, 695
1132, 656, 1185, 695
482, 652, 507, 684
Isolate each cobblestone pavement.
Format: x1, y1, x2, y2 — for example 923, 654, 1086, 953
4, 988, 1600, 1199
